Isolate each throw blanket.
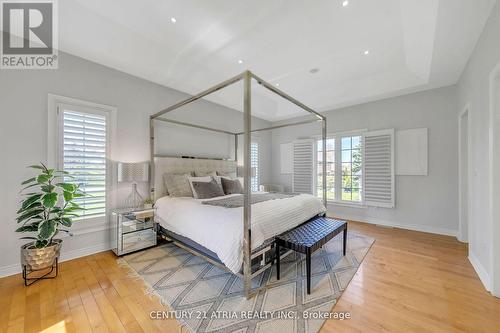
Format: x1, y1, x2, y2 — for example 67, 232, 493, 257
202, 193, 299, 208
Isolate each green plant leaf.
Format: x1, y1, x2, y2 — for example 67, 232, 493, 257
21, 177, 37, 185
35, 239, 49, 248
41, 184, 55, 193
63, 191, 73, 202
59, 217, 72, 227
38, 220, 57, 240
20, 193, 42, 211
37, 174, 52, 184
69, 202, 84, 210
42, 192, 58, 208
21, 183, 40, 192
57, 183, 76, 192
28, 165, 45, 170
16, 208, 44, 223
73, 193, 85, 198
16, 224, 39, 232
17, 201, 42, 214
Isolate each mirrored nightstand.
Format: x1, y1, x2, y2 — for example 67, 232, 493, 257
111, 208, 157, 256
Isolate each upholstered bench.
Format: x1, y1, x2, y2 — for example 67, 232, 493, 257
275, 217, 347, 294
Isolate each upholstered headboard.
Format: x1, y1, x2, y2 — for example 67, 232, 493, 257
153, 157, 237, 199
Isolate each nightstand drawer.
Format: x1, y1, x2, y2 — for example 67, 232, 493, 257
122, 229, 156, 253
121, 218, 154, 234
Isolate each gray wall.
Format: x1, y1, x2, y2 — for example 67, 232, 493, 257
457, 0, 500, 292
270, 86, 459, 235
0, 51, 271, 275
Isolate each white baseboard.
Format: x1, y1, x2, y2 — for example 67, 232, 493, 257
0, 241, 111, 278
468, 252, 491, 292
329, 212, 458, 237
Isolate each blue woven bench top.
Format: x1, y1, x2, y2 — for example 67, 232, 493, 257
276, 217, 347, 253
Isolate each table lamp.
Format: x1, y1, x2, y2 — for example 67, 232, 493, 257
118, 162, 149, 209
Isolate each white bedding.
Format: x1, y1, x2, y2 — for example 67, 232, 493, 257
155, 193, 326, 274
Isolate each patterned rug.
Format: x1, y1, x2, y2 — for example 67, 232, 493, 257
119, 231, 374, 333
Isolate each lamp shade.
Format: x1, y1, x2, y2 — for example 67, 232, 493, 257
118, 162, 149, 182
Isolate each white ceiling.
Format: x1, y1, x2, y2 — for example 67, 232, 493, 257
57, 0, 496, 121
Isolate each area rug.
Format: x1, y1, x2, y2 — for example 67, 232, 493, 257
119, 231, 374, 333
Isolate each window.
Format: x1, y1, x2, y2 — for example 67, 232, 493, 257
315, 134, 363, 203
59, 106, 109, 220
341, 136, 362, 202
251, 142, 260, 192
316, 138, 335, 200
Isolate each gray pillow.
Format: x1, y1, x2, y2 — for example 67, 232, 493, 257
221, 177, 243, 195
163, 173, 193, 197
191, 178, 225, 199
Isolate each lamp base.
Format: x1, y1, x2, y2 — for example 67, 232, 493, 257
125, 183, 143, 209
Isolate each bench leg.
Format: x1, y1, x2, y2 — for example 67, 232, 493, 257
276, 243, 280, 280
343, 225, 347, 256
306, 249, 311, 294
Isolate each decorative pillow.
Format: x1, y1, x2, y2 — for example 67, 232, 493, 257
221, 177, 243, 195
217, 171, 237, 179
191, 178, 225, 199
188, 176, 221, 198
163, 173, 193, 197
195, 170, 217, 177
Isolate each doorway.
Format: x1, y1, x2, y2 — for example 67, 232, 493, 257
458, 107, 470, 243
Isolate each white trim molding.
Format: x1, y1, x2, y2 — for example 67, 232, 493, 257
489, 62, 500, 297
0, 241, 112, 278
458, 104, 471, 243
469, 252, 492, 292
328, 211, 458, 237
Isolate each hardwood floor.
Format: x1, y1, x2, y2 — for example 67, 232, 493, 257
1, 221, 499, 333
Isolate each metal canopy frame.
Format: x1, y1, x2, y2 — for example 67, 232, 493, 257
150, 70, 327, 299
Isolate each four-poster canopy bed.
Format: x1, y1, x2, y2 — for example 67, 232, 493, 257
149, 70, 327, 299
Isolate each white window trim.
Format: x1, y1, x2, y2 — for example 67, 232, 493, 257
47, 94, 117, 235
313, 129, 367, 208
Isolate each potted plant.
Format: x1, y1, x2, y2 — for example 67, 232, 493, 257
143, 197, 154, 209
17, 163, 85, 272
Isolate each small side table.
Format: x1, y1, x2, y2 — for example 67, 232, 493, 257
111, 208, 157, 256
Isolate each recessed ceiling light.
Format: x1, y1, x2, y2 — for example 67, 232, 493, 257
342, 0, 349, 7
170, 17, 177, 23
238, 59, 243, 64
364, 50, 370, 55
310, 68, 319, 74
275, 83, 280, 87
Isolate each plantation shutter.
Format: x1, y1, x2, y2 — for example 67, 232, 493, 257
251, 142, 260, 192
364, 129, 395, 208
59, 105, 108, 219
292, 139, 314, 194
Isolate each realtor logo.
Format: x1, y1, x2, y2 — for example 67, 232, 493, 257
1, 0, 58, 69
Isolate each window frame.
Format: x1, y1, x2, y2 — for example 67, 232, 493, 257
314, 129, 366, 207
47, 94, 117, 235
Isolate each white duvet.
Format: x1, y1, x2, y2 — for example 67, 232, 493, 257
155, 193, 326, 274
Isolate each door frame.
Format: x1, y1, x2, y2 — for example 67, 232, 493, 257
489, 61, 500, 297
458, 105, 471, 243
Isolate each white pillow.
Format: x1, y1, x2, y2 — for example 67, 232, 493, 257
188, 176, 214, 199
